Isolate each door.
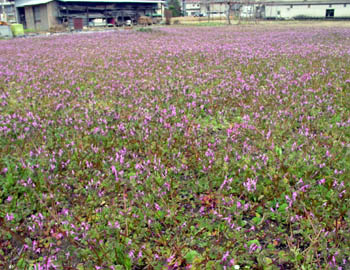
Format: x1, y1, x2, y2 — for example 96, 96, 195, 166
18, 7, 26, 27
73, 18, 83, 30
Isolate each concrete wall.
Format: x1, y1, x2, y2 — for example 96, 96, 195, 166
265, 4, 350, 18
39, 4, 49, 30
0, 25, 13, 37
47, 1, 58, 27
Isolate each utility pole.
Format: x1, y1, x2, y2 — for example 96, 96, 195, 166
227, 2, 231, 24
1, 0, 6, 22
207, 1, 210, 22
182, 0, 185, 16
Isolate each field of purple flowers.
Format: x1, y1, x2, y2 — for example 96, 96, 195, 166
1, 26, 350, 269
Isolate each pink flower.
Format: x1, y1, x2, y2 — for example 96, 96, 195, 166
5, 213, 14, 221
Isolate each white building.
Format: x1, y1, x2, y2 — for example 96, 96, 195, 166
201, 2, 227, 17
199, 0, 350, 19
184, 0, 200, 15
264, 0, 350, 19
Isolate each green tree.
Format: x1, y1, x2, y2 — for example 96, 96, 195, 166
168, 0, 182, 17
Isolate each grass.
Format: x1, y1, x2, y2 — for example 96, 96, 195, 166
183, 21, 228, 27
171, 16, 230, 25
23, 28, 37, 33
136, 27, 154, 33
1, 24, 350, 269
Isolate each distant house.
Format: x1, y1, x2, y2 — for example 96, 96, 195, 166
198, 0, 350, 19
1, 0, 17, 23
263, 0, 350, 19
184, 0, 228, 17
184, 0, 200, 16
201, 2, 226, 17
15, 0, 165, 31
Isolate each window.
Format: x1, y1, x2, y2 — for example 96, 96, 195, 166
329, 4, 332, 7
33, 6, 41, 22
326, 9, 334, 18
344, 4, 347, 7
290, 4, 293, 8
5, 5, 14, 13
308, 4, 311, 8
277, 10, 281, 15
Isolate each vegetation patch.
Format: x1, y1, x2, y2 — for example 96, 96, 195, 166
1, 26, 350, 269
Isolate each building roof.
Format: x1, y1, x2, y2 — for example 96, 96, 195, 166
16, 0, 163, 7
58, 0, 164, 2
16, 0, 52, 7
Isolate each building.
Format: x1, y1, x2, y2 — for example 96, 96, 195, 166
184, 0, 228, 17
184, 0, 227, 17
199, 0, 350, 19
200, 1, 226, 17
264, 0, 350, 19
1, 0, 17, 22
184, 0, 200, 16
15, 0, 164, 31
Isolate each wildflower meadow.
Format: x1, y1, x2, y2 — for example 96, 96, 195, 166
1, 25, 350, 269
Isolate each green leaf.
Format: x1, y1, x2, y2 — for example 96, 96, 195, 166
247, 239, 260, 247
184, 249, 201, 263
278, 203, 288, 213
17, 258, 27, 268
252, 216, 261, 225
6, 173, 14, 186
206, 261, 215, 270
156, 210, 165, 219
275, 146, 282, 157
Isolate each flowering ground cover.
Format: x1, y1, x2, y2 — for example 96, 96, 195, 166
1, 25, 350, 269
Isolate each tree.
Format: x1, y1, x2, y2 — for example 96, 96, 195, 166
168, 0, 182, 17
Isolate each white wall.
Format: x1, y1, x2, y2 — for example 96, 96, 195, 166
185, 2, 200, 15
265, 4, 350, 18
186, 3, 200, 9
